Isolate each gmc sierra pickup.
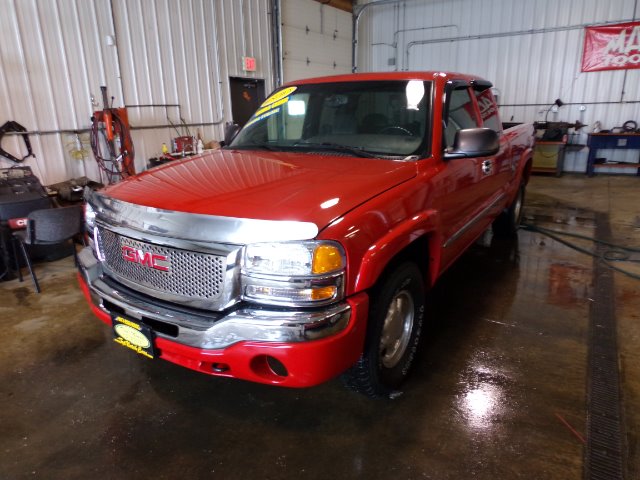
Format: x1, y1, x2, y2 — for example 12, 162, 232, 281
78, 72, 534, 397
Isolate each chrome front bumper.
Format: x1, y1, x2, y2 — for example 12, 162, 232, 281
78, 247, 351, 350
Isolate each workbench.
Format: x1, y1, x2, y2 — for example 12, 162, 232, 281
586, 133, 640, 177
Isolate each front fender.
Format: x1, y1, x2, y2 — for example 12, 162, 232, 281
353, 209, 441, 292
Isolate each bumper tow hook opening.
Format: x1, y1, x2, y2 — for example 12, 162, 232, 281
212, 363, 230, 373
266, 356, 289, 378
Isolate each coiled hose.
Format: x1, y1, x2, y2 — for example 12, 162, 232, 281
521, 223, 640, 281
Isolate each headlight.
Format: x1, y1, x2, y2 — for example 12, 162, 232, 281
84, 202, 96, 230
84, 202, 105, 261
244, 242, 343, 276
242, 241, 346, 307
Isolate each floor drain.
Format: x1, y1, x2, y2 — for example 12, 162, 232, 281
585, 213, 625, 480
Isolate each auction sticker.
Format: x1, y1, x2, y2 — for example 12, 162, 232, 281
112, 315, 155, 359
260, 86, 297, 108
244, 86, 298, 128
245, 107, 281, 128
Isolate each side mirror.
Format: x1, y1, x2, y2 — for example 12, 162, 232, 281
444, 128, 499, 160
224, 122, 241, 146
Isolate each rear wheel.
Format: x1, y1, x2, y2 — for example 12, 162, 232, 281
493, 183, 525, 236
342, 262, 425, 397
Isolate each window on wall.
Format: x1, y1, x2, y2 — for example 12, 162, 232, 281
444, 88, 480, 148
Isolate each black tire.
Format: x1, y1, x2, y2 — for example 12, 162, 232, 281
492, 183, 525, 236
342, 262, 425, 398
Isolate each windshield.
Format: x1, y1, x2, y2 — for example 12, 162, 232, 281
230, 80, 432, 158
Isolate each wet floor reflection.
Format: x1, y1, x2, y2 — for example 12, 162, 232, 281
460, 383, 501, 429
548, 263, 591, 306
457, 362, 507, 431
0, 198, 604, 479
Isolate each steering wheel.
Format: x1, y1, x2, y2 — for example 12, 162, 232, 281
379, 125, 413, 136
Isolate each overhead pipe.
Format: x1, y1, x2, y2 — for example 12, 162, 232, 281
371, 24, 459, 70
404, 17, 640, 71
271, 0, 284, 87
108, 0, 126, 107
620, 0, 639, 101
10, 96, 638, 139
352, 0, 416, 72
209, 0, 225, 124
355, 1, 640, 73
371, 24, 459, 49
0, 117, 271, 137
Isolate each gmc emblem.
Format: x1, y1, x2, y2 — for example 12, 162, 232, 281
121, 245, 170, 272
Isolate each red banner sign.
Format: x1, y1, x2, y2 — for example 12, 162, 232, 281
582, 21, 640, 72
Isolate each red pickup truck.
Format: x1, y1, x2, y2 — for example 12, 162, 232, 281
78, 72, 534, 397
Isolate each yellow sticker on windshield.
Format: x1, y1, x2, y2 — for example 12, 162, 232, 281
254, 96, 289, 117
245, 107, 281, 128
260, 86, 297, 108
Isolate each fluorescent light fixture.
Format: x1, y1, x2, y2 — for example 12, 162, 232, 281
287, 100, 306, 116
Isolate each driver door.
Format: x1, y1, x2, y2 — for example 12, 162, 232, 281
436, 84, 488, 268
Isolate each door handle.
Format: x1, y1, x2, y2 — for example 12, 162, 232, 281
482, 160, 493, 175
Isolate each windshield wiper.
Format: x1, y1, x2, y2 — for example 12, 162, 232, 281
295, 142, 377, 158
232, 143, 280, 151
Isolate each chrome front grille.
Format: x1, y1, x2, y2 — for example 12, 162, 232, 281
97, 227, 225, 301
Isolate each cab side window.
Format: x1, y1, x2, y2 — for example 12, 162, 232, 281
444, 88, 480, 149
475, 89, 502, 132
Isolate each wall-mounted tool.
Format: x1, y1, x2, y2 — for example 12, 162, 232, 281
90, 86, 135, 184
0, 121, 35, 164
534, 120, 587, 142
544, 98, 565, 122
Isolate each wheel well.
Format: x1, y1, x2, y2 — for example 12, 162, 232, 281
373, 235, 431, 292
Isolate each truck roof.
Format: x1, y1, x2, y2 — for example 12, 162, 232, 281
284, 71, 485, 86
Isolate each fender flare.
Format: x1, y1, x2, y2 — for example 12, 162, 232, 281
504, 145, 534, 206
520, 145, 534, 183
354, 209, 442, 293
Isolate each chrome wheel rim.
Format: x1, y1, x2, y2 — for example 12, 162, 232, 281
380, 290, 414, 368
514, 189, 523, 224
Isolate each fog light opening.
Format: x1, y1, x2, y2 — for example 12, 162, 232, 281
250, 355, 289, 381
266, 356, 289, 378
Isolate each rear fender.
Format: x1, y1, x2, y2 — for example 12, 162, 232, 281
505, 145, 533, 205
521, 148, 534, 184
515, 125, 535, 186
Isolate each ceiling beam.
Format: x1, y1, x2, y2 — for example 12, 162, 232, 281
312, 0, 353, 13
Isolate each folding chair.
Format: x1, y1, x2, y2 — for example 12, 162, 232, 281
12, 205, 83, 293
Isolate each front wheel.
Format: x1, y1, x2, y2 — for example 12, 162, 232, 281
493, 182, 525, 236
342, 262, 425, 398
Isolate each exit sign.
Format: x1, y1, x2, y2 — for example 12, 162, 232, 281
243, 56, 257, 72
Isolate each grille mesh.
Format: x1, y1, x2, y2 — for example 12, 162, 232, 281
98, 228, 225, 300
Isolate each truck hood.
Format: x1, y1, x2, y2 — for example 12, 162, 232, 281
102, 149, 417, 230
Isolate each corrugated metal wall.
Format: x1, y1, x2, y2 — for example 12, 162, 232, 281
0, 0, 275, 185
282, 0, 352, 81
357, 0, 640, 172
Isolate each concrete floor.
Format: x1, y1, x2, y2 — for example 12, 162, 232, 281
1, 175, 638, 479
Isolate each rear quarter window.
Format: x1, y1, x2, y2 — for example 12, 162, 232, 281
475, 89, 502, 132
